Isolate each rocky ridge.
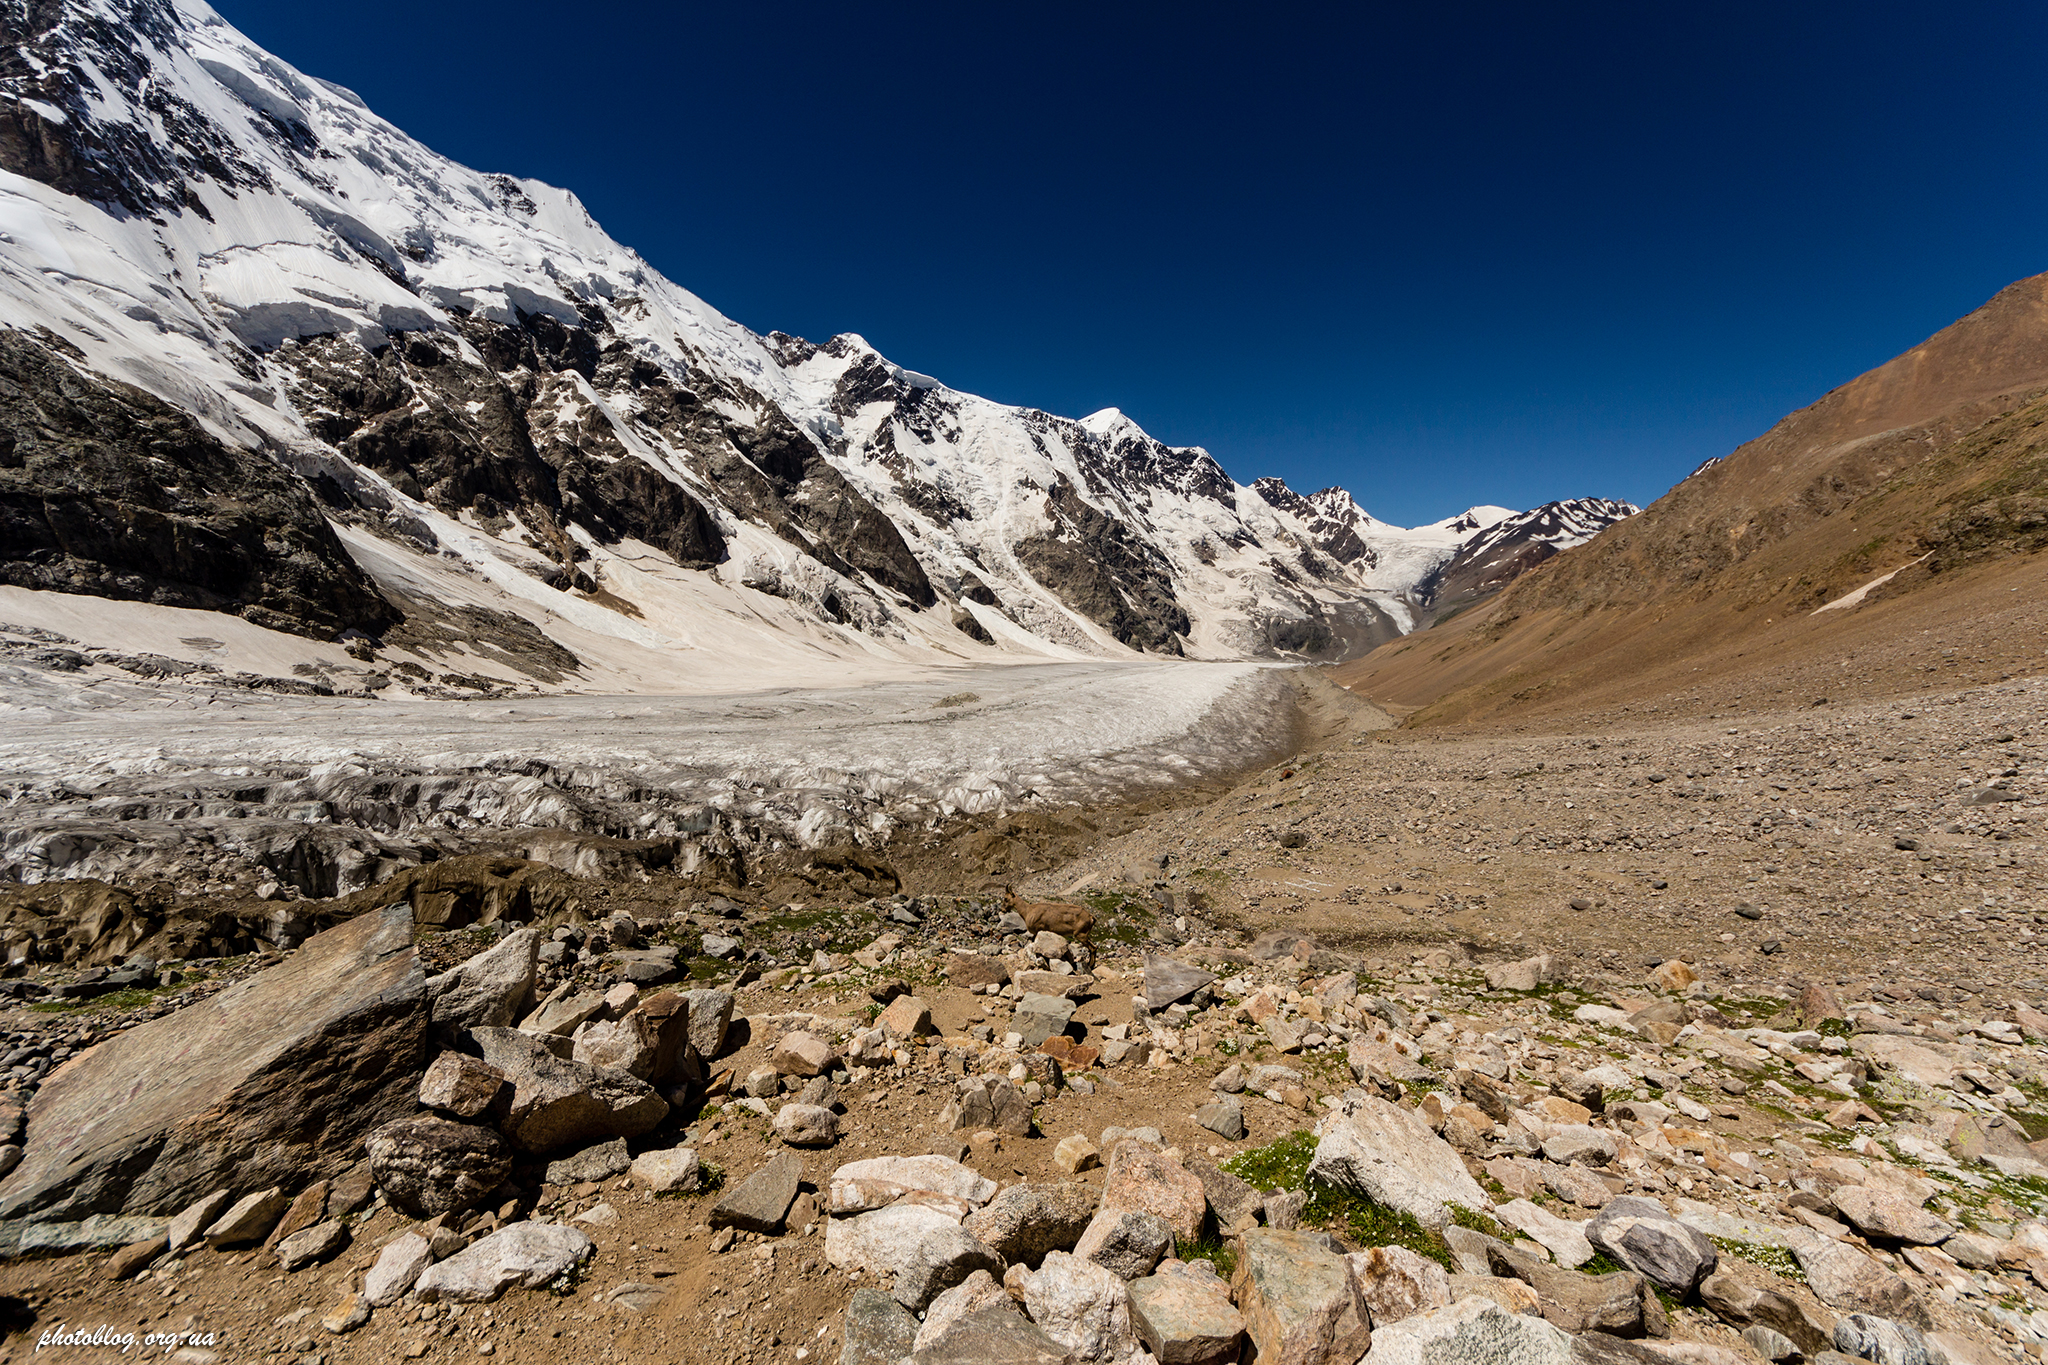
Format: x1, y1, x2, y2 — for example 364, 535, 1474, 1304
0, 0, 1631, 683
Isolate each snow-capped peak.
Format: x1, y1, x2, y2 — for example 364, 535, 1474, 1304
0, 0, 1636, 683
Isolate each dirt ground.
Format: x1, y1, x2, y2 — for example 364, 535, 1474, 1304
0, 657, 2041, 1364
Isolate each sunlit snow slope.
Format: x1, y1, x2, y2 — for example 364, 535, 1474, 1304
0, 0, 1634, 695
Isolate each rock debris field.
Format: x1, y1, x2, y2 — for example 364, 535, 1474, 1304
0, 670, 2040, 1365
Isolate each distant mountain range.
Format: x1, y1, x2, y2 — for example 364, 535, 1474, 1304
0, 0, 1635, 690
1336, 269, 2048, 723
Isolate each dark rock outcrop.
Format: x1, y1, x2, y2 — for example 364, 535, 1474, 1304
0, 332, 395, 639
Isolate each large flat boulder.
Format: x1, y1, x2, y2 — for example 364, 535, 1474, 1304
1307, 1093, 1488, 1231
0, 905, 426, 1220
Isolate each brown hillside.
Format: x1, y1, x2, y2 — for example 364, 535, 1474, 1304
1333, 271, 2048, 725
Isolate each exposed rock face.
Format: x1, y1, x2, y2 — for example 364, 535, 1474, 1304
0, 332, 394, 639
0, 904, 425, 1220
1015, 476, 1190, 654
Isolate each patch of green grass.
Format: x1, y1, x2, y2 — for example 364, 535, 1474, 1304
1709, 1236, 1805, 1283
1181, 1229, 1239, 1280
1579, 1249, 1627, 1276
1816, 1017, 1853, 1038
1222, 1129, 1318, 1191
1221, 1130, 1460, 1272
1083, 892, 1157, 947
1448, 1205, 1511, 1240
29, 986, 170, 1014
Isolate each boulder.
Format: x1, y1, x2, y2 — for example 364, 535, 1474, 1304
1833, 1313, 1933, 1365
830, 1155, 997, 1215
1542, 1125, 1619, 1167
636, 991, 694, 1083
1545, 1162, 1613, 1209
1649, 961, 1697, 992
321, 1292, 370, 1335
911, 1304, 1069, 1365
829, 1202, 962, 1276
1231, 1228, 1371, 1365
365, 1117, 512, 1217
710, 1152, 802, 1233
962, 1181, 1099, 1267
1494, 1199, 1595, 1268
1073, 1207, 1173, 1280
842, 1285, 920, 1365
944, 1075, 1033, 1136
1697, 1269, 1834, 1356
894, 1224, 1004, 1312
1308, 1093, 1488, 1231
1348, 1244, 1453, 1326
1366, 1297, 1573, 1365
106, 1234, 167, 1281
680, 988, 735, 1060
1486, 955, 1561, 992
1828, 1186, 1955, 1246
1586, 1197, 1718, 1296
1487, 1241, 1667, 1337
915, 1270, 1014, 1352
1024, 1251, 1141, 1361
1186, 1157, 1263, 1232
471, 1026, 668, 1153
1013, 994, 1077, 1048
543, 1138, 631, 1186
425, 929, 539, 1031
1128, 1265, 1246, 1365
629, 1147, 701, 1195
1144, 954, 1216, 1010
572, 1013, 658, 1079
364, 1231, 433, 1305
1448, 1273, 1543, 1317
1101, 1139, 1207, 1245
521, 991, 604, 1037
878, 996, 935, 1040
775, 1104, 841, 1147
946, 953, 1011, 989
0, 905, 427, 1220
418, 1052, 508, 1119
1054, 1135, 1101, 1174
263, 1180, 330, 1250
1193, 1098, 1245, 1142
1794, 1237, 1925, 1324
772, 1031, 840, 1077
165, 1188, 231, 1252
276, 1218, 349, 1271
203, 1187, 288, 1248
1738, 1326, 1800, 1363
413, 1221, 596, 1302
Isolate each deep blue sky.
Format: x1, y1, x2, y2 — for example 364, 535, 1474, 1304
222, 2, 2048, 527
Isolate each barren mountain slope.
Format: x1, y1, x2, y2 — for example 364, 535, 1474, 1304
1334, 271, 2048, 725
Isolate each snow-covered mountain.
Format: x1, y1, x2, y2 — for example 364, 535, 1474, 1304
0, 0, 1634, 694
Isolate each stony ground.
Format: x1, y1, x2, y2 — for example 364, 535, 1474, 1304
0, 671, 2041, 1365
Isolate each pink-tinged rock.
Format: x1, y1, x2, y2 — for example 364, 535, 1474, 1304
1100, 1139, 1207, 1245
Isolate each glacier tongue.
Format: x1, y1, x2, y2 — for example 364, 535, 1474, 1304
0, 0, 1633, 681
